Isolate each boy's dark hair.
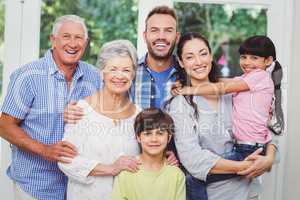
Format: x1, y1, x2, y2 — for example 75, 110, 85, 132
134, 108, 174, 136
145, 5, 177, 29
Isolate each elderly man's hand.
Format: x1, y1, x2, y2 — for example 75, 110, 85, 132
41, 141, 78, 163
64, 101, 84, 124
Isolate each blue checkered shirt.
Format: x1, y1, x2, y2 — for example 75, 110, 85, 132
131, 54, 178, 109
1, 50, 101, 200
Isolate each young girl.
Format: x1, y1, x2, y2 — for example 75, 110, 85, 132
175, 35, 283, 160
112, 108, 186, 200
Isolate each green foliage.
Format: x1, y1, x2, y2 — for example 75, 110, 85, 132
175, 2, 267, 76
0, 0, 269, 92
0, 0, 4, 42
175, 3, 267, 52
40, 0, 138, 65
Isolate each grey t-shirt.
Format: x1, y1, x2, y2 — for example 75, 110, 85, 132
168, 94, 251, 200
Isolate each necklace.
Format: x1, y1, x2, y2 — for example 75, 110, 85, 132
97, 91, 133, 126
112, 118, 121, 126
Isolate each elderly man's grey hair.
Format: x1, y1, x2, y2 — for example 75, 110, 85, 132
97, 40, 138, 71
52, 15, 88, 39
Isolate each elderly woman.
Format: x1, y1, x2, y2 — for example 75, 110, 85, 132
58, 40, 140, 200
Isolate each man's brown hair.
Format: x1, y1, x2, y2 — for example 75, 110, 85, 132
145, 5, 177, 29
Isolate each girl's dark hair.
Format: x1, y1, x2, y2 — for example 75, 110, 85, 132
239, 35, 284, 135
165, 32, 220, 119
134, 108, 175, 136
239, 35, 276, 59
238, 35, 283, 88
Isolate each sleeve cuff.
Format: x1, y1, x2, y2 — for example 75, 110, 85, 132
190, 153, 221, 181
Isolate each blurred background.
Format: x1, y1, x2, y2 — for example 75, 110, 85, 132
0, 0, 268, 97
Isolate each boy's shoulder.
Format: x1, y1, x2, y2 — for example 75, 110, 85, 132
117, 169, 134, 178
116, 169, 141, 183
117, 165, 184, 178
164, 165, 185, 178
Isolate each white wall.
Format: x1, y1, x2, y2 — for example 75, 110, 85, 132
283, 0, 300, 199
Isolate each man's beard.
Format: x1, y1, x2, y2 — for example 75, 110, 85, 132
146, 40, 176, 61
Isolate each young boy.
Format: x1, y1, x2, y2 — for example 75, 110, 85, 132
112, 108, 186, 200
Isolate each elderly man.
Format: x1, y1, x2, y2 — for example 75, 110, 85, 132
0, 15, 101, 200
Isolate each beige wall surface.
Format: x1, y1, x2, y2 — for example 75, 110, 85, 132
283, 0, 300, 199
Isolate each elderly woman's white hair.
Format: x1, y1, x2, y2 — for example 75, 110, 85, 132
52, 15, 88, 39
97, 40, 138, 72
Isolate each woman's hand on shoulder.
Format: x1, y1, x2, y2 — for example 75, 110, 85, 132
166, 151, 179, 166
110, 155, 141, 176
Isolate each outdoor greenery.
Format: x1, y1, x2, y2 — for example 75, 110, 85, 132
175, 2, 267, 76
40, 0, 138, 65
0, 0, 4, 42
0, 1, 268, 95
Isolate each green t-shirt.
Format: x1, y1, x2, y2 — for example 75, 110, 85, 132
112, 164, 186, 200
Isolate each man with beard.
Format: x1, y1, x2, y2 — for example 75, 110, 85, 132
129, 5, 180, 160
63, 6, 180, 164
131, 5, 180, 109
65, 5, 179, 116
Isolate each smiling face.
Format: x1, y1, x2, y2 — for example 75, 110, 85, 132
143, 14, 179, 60
179, 38, 213, 85
239, 54, 273, 74
50, 21, 88, 70
102, 56, 135, 95
137, 128, 171, 157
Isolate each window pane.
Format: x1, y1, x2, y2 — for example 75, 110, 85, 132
175, 2, 267, 77
0, 0, 4, 96
40, 0, 138, 65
